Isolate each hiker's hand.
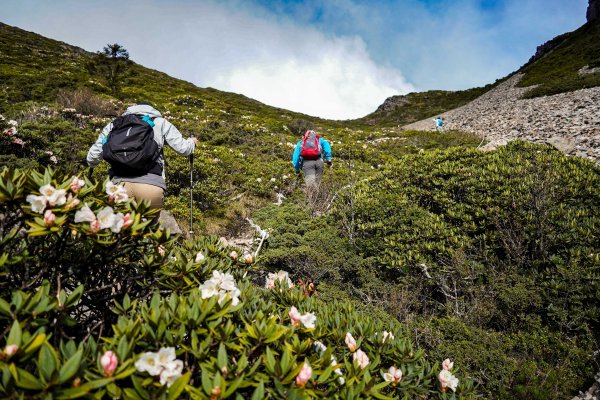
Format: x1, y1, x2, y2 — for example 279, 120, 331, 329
327, 160, 332, 169
191, 137, 199, 146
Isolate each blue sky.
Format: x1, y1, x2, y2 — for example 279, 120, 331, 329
0, 0, 589, 119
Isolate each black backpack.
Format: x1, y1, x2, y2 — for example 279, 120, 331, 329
102, 114, 162, 176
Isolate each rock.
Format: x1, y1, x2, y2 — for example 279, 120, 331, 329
158, 210, 182, 234
547, 136, 576, 153
402, 73, 600, 163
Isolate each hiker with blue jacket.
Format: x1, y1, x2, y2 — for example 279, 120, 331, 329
292, 130, 332, 188
87, 103, 198, 209
433, 116, 445, 132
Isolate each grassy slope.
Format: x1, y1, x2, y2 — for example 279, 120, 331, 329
1, 20, 599, 400
355, 85, 493, 127
518, 19, 600, 97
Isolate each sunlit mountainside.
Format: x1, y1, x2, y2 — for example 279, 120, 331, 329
0, 11, 599, 399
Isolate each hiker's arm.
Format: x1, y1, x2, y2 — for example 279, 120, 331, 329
321, 139, 332, 162
292, 142, 302, 173
87, 122, 112, 167
162, 119, 195, 156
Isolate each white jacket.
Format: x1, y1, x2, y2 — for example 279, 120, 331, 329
87, 105, 195, 190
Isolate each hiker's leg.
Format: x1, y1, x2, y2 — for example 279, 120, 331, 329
302, 160, 318, 188
314, 159, 324, 186
122, 182, 164, 209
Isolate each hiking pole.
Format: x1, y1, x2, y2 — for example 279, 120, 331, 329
189, 135, 195, 236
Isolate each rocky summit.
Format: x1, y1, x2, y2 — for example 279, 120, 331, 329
588, 0, 600, 22
402, 73, 600, 162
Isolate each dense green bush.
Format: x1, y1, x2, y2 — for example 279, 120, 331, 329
323, 141, 600, 398
0, 167, 474, 399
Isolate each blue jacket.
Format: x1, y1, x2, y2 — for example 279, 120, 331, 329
292, 137, 332, 173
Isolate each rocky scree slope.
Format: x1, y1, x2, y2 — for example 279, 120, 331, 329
402, 73, 600, 161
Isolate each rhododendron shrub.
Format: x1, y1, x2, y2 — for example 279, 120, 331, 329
0, 167, 474, 398
0, 167, 172, 336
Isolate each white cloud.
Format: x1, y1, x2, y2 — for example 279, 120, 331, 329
211, 30, 414, 120
0, 0, 414, 119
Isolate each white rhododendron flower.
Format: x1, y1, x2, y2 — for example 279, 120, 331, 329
159, 359, 183, 387
47, 188, 66, 206
113, 190, 129, 204
105, 182, 129, 203
135, 352, 162, 376
156, 347, 176, 366
39, 184, 66, 206
195, 252, 205, 262
383, 366, 403, 384
135, 348, 185, 387
39, 184, 56, 199
26, 194, 46, 214
313, 341, 327, 354
439, 369, 459, 392
288, 307, 315, 328
265, 270, 293, 289
382, 331, 394, 343
300, 312, 316, 329
345, 332, 357, 353
199, 271, 240, 306
74, 204, 96, 223
8, 120, 17, 126
353, 349, 369, 369
199, 279, 220, 299
111, 212, 125, 233
97, 207, 117, 230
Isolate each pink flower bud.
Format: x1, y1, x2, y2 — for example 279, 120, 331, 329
122, 213, 133, 229
244, 253, 253, 264
101, 351, 118, 377
229, 251, 238, 260
43, 210, 56, 226
70, 176, 85, 193
4, 344, 17, 357
345, 332, 357, 353
64, 194, 80, 211
353, 349, 369, 369
442, 358, 454, 371
90, 219, 100, 234
295, 363, 312, 388
289, 306, 302, 327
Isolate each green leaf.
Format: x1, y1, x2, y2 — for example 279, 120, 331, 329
7, 320, 22, 347
117, 335, 129, 361
0, 298, 10, 316
217, 343, 227, 370
14, 366, 44, 390
39, 342, 59, 383
21, 332, 47, 355
58, 348, 82, 384
251, 382, 265, 400
65, 285, 84, 308
166, 371, 190, 400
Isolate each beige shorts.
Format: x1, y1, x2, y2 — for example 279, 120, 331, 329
122, 182, 164, 209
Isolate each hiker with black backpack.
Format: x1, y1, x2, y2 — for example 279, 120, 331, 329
292, 130, 332, 188
86, 103, 198, 209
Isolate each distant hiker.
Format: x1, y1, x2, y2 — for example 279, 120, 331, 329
87, 103, 198, 209
292, 130, 332, 188
433, 116, 445, 132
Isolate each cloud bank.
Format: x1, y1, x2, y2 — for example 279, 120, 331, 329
0, 0, 588, 119
0, 0, 414, 119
